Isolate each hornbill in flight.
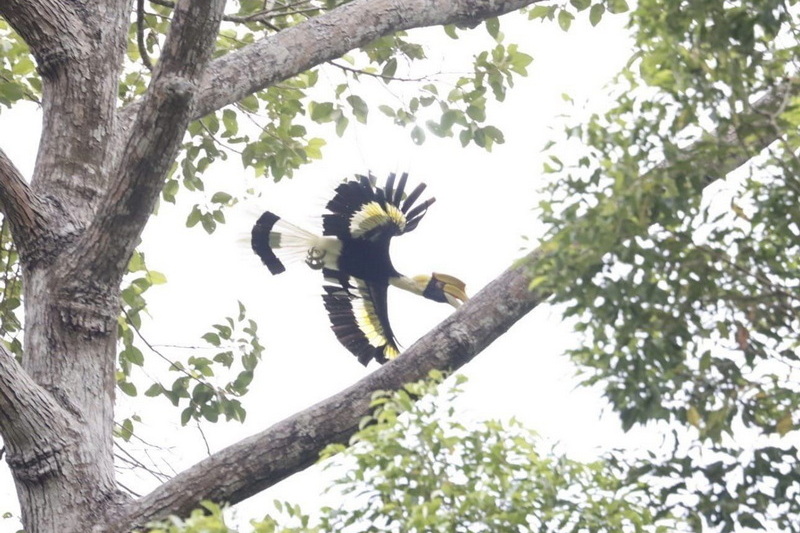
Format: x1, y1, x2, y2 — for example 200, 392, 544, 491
250, 173, 469, 365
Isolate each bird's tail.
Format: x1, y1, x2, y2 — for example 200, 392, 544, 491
251, 211, 321, 275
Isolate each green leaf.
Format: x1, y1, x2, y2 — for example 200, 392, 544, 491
528, 5, 555, 20
122, 346, 144, 366
570, 0, 591, 11
119, 418, 134, 441
239, 94, 259, 112
203, 332, 221, 347
310, 101, 335, 122
146, 270, 167, 285
221, 108, 238, 136
346, 95, 369, 124
186, 205, 202, 228
557, 9, 574, 31
306, 137, 326, 160
335, 115, 349, 137
180, 407, 193, 426
443, 24, 459, 39
589, 3, 605, 25
210, 191, 233, 204
381, 58, 397, 79
144, 383, 163, 397
485, 17, 501, 40
411, 125, 425, 145
118, 381, 137, 397
607, 0, 629, 14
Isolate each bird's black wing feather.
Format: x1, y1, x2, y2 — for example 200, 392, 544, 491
321, 268, 400, 365
322, 172, 434, 242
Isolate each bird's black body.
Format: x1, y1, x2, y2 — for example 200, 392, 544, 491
251, 173, 467, 365
335, 237, 397, 282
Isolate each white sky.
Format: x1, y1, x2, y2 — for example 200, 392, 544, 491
0, 11, 655, 531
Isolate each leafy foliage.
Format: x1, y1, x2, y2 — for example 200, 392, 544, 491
146, 374, 676, 532
533, 0, 800, 529
117, 267, 264, 437
0, 219, 21, 359
0, 19, 40, 109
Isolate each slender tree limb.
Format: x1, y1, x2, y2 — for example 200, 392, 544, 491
67, 0, 226, 288
0, 344, 80, 481
0, 148, 49, 256
117, 0, 542, 130
106, 76, 800, 532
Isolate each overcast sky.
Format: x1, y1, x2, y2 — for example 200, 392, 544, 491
0, 12, 649, 530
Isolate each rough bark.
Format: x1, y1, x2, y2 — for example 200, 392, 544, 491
0, 148, 49, 256
0, 1, 795, 533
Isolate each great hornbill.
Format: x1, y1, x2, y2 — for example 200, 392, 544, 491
250, 173, 469, 365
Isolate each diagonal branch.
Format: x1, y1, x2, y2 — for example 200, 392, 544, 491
117, 0, 542, 128
106, 77, 800, 533
68, 0, 226, 287
0, 147, 49, 256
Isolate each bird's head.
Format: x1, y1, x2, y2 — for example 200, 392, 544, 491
412, 272, 469, 308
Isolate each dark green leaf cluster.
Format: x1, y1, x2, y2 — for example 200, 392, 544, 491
252, 373, 674, 533
373, 21, 531, 151
527, 0, 630, 31
144, 301, 263, 427
532, 0, 800, 530
116, 253, 263, 433
623, 442, 800, 531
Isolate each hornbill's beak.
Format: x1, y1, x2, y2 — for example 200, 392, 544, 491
431, 272, 469, 307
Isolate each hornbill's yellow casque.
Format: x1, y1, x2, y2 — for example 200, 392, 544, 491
250, 173, 469, 365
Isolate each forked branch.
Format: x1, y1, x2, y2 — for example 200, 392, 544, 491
73, 0, 226, 286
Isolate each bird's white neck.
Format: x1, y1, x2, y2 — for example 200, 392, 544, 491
389, 275, 424, 296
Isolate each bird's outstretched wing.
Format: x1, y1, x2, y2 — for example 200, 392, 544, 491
319, 173, 435, 365
322, 172, 435, 242
321, 269, 399, 365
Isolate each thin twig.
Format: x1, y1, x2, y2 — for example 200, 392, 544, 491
148, 0, 314, 27
328, 60, 431, 83
114, 441, 172, 483
196, 421, 212, 456
137, 0, 154, 71
121, 308, 200, 382
116, 480, 142, 498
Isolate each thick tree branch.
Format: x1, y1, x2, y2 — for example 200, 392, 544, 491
0, 345, 80, 480
117, 0, 542, 128
107, 77, 800, 532
0, 0, 85, 78
0, 148, 49, 256
67, 0, 226, 287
